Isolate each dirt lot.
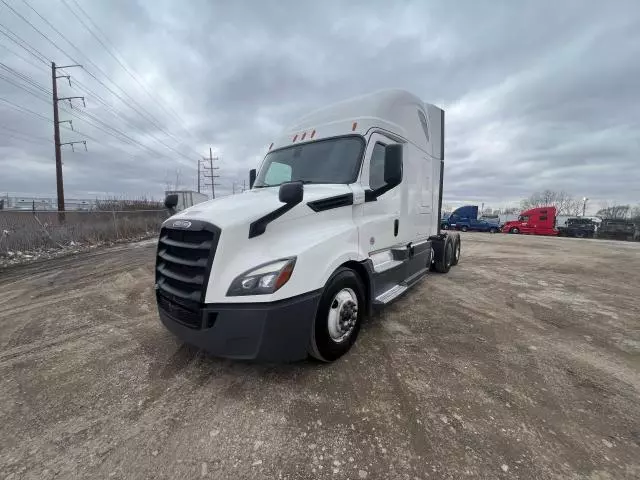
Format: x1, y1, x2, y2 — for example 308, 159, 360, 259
1, 234, 639, 479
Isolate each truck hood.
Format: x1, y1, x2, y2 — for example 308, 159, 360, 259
166, 184, 353, 229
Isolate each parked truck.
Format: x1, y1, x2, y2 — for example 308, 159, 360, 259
442, 205, 499, 232
597, 219, 638, 241
501, 206, 558, 236
155, 89, 460, 362
557, 217, 596, 238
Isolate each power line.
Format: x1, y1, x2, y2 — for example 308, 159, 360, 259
0, 130, 51, 145
0, 0, 73, 62
15, 0, 202, 166
0, 72, 51, 102
0, 124, 53, 144
0, 22, 49, 65
0, 96, 52, 123
66, 0, 197, 143
68, 77, 200, 165
59, 104, 185, 162
0, 62, 51, 94
0, 40, 48, 71
59, 0, 201, 160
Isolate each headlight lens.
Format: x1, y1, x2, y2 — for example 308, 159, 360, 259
227, 258, 296, 296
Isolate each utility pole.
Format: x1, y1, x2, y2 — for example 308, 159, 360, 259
51, 62, 85, 219
202, 147, 220, 199
242, 180, 246, 193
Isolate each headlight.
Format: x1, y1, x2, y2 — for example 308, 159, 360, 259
227, 258, 296, 296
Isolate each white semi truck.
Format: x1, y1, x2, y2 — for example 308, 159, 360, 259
156, 89, 461, 362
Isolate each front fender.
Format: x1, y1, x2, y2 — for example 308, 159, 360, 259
204, 208, 361, 303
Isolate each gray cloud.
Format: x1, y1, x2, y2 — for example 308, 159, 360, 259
1, 0, 639, 210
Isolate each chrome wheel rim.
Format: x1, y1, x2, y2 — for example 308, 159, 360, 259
327, 288, 358, 343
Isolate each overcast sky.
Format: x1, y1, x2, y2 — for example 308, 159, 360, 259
1, 0, 639, 210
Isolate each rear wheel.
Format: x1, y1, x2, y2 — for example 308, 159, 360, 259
451, 236, 461, 266
442, 224, 449, 230
510, 227, 520, 234
461, 225, 468, 232
434, 239, 453, 273
309, 268, 365, 362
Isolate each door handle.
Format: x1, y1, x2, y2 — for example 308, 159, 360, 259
394, 219, 399, 237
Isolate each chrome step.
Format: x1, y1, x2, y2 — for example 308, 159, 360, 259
375, 284, 408, 305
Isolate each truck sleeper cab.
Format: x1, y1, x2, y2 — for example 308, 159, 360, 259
155, 90, 460, 362
501, 206, 558, 236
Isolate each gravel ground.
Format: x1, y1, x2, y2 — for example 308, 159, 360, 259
0, 233, 638, 479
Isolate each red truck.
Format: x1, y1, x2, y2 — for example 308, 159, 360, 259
501, 206, 558, 236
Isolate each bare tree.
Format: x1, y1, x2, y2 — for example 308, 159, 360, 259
441, 203, 454, 214
596, 204, 631, 219
521, 190, 582, 215
501, 207, 520, 215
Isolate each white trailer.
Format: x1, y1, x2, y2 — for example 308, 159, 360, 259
156, 90, 460, 362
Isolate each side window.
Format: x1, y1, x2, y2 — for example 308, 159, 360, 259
417, 110, 430, 142
369, 143, 386, 190
264, 162, 292, 185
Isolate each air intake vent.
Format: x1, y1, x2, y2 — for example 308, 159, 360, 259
307, 193, 354, 212
155, 221, 220, 328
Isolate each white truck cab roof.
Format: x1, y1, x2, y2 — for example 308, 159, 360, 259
270, 89, 443, 160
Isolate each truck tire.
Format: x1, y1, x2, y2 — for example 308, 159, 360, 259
442, 224, 449, 230
434, 238, 453, 273
575, 231, 585, 238
510, 227, 520, 234
489, 227, 498, 233
309, 267, 365, 362
460, 225, 468, 232
451, 236, 461, 266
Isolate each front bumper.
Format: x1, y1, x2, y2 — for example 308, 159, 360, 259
157, 290, 322, 361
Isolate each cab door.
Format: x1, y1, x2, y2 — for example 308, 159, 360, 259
519, 215, 533, 233
355, 133, 404, 256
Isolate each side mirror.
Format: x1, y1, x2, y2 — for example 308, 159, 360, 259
249, 169, 256, 189
164, 194, 178, 211
279, 181, 304, 204
384, 144, 403, 188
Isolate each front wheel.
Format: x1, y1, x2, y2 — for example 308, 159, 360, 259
460, 225, 468, 232
510, 227, 520, 234
309, 268, 365, 362
489, 227, 498, 233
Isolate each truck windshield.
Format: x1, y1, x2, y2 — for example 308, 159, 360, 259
254, 136, 364, 187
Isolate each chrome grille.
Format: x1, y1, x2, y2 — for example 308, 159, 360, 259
155, 221, 219, 327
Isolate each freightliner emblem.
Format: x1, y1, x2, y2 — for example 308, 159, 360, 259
172, 220, 192, 228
